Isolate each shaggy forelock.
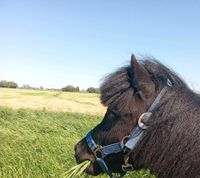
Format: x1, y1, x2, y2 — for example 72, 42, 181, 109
100, 66, 135, 113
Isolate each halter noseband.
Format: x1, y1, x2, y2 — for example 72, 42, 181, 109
85, 80, 172, 178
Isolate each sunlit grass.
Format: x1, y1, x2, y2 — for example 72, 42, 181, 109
0, 88, 105, 115
0, 108, 100, 178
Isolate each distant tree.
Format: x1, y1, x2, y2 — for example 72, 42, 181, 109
0, 80, 18, 88
62, 85, 80, 92
40, 86, 44, 90
75, 87, 80, 92
22, 84, 31, 89
87, 87, 99, 93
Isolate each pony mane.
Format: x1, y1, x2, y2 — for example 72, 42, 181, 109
100, 57, 188, 112
141, 58, 187, 88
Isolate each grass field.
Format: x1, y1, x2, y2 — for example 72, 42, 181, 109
0, 88, 155, 178
0, 88, 105, 115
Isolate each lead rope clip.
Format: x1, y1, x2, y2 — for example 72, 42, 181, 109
122, 155, 134, 172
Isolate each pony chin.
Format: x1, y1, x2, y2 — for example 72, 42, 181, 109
85, 161, 102, 176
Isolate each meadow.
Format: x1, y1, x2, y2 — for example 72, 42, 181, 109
0, 88, 155, 178
0, 88, 105, 115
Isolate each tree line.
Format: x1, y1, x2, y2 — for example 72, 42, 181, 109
61, 85, 99, 93
0, 80, 18, 88
0, 80, 99, 93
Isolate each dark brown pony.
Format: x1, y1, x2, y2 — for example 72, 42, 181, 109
75, 55, 200, 178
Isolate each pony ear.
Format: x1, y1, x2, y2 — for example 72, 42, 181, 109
131, 54, 155, 98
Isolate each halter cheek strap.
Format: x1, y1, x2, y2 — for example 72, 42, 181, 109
124, 85, 169, 151
85, 80, 172, 178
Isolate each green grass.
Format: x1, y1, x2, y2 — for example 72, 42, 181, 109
0, 108, 155, 178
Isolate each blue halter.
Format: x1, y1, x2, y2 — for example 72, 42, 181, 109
85, 81, 172, 178
86, 131, 125, 178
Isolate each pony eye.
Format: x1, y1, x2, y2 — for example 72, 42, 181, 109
106, 109, 119, 120
110, 112, 116, 119
107, 110, 117, 120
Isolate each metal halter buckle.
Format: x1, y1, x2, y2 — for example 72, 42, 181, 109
121, 135, 130, 145
94, 145, 103, 158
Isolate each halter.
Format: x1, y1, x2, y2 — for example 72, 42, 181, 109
85, 80, 172, 178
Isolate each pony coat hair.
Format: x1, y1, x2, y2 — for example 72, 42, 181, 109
100, 57, 200, 178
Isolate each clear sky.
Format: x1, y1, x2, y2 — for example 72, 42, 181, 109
0, 0, 200, 91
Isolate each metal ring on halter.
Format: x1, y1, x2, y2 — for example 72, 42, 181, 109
94, 145, 103, 158
120, 135, 130, 145
138, 112, 152, 129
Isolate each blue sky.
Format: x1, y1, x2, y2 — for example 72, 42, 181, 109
0, 0, 200, 90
